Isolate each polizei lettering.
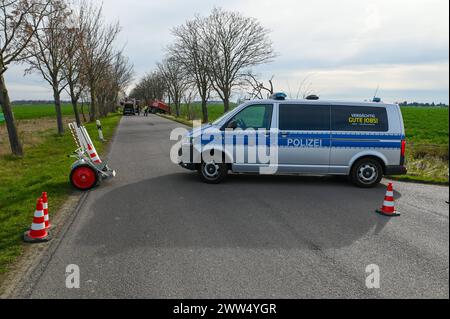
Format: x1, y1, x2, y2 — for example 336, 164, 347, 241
287, 138, 322, 148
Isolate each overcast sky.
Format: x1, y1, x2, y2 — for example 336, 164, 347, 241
5, 0, 449, 103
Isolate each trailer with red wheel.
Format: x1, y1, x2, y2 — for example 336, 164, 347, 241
149, 100, 171, 114
68, 123, 116, 191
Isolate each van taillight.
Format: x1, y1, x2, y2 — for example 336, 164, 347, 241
401, 140, 406, 157
400, 140, 406, 165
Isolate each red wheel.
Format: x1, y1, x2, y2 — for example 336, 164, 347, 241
70, 165, 98, 191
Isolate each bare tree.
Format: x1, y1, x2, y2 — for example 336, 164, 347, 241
294, 74, 318, 99
109, 52, 134, 111
158, 57, 189, 117
0, 0, 51, 156
244, 72, 274, 99
96, 51, 133, 117
182, 85, 197, 121
169, 16, 211, 123
203, 8, 275, 112
25, 0, 71, 135
130, 71, 166, 104
61, 0, 86, 126
79, 1, 120, 121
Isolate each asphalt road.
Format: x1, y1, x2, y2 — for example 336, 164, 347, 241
24, 115, 449, 299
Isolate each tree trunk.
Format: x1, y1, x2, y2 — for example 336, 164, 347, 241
80, 101, 87, 123
53, 88, 64, 135
175, 99, 180, 117
71, 99, 81, 126
69, 84, 81, 126
0, 73, 23, 156
201, 99, 208, 124
224, 98, 230, 113
186, 104, 191, 121
89, 89, 96, 122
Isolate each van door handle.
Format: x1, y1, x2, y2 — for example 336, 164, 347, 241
281, 133, 288, 138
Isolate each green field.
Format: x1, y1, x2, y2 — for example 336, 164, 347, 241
0, 113, 121, 276
7, 103, 75, 121
1, 104, 75, 126
399, 107, 448, 184
401, 107, 449, 145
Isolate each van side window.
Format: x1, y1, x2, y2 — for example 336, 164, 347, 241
228, 104, 273, 130
279, 104, 330, 131
331, 106, 389, 132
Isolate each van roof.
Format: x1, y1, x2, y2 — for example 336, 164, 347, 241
247, 99, 397, 107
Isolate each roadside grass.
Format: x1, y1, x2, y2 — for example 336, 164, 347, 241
0, 113, 121, 275
158, 113, 193, 127
394, 107, 449, 184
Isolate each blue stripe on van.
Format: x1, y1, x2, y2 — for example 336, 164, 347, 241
332, 140, 401, 149
198, 132, 403, 148
331, 133, 404, 140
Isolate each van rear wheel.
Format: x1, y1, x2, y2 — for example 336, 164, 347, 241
350, 158, 383, 188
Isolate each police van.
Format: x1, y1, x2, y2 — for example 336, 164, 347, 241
179, 94, 407, 188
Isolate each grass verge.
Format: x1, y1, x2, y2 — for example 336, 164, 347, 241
157, 113, 193, 127
0, 113, 122, 274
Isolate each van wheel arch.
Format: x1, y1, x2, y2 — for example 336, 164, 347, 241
200, 149, 232, 170
351, 155, 386, 175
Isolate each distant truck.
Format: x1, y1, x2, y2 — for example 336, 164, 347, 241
149, 100, 171, 114
121, 99, 137, 116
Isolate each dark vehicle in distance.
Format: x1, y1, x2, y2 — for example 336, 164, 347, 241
121, 99, 137, 116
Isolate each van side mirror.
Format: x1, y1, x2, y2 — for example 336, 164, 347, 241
227, 120, 238, 129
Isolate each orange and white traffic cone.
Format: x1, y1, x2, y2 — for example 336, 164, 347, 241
376, 183, 401, 217
87, 144, 102, 164
24, 199, 52, 243
41, 192, 52, 230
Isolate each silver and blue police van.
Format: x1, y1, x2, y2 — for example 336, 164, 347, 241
178, 94, 407, 188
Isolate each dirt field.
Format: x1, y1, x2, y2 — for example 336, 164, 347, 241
0, 117, 75, 157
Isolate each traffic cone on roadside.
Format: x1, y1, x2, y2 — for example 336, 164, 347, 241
41, 192, 52, 230
376, 183, 401, 217
24, 199, 52, 243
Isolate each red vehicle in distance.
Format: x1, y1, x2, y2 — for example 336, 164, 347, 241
149, 100, 171, 114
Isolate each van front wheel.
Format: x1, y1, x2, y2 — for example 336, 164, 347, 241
350, 158, 383, 188
198, 161, 228, 184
